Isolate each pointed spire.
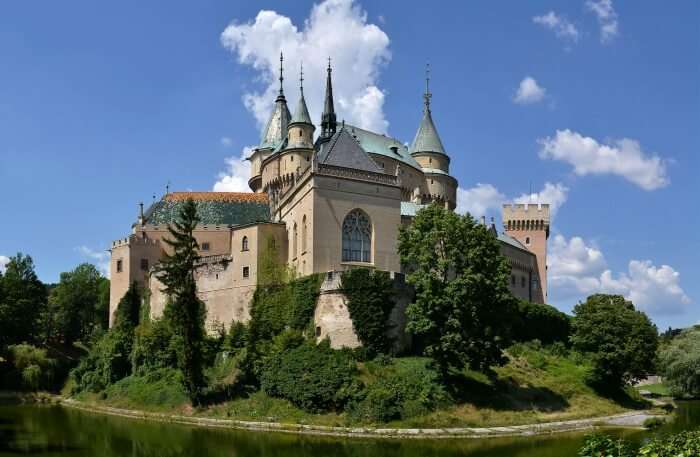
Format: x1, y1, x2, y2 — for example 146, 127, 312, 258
259, 50, 291, 149
290, 62, 313, 126
320, 57, 337, 140
410, 63, 446, 155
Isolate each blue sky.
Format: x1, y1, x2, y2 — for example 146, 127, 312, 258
0, 1, 697, 329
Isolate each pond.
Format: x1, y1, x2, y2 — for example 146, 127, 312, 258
1, 401, 699, 457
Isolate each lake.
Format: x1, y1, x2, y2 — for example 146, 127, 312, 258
1, 401, 698, 456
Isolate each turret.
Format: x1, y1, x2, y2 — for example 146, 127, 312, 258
248, 52, 291, 192
319, 58, 337, 142
287, 63, 315, 150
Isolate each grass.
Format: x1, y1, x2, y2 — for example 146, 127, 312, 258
637, 383, 671, 397
73, 344, 653, 429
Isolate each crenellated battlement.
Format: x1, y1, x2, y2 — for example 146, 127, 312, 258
502, 203, 550, 231
111, 235, 161, 249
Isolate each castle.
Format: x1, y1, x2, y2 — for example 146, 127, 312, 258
109, 57, 550, 348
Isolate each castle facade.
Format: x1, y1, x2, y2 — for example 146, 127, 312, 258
109, 59, 550, 347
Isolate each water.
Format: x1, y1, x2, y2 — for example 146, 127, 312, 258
0, 402, 698, 457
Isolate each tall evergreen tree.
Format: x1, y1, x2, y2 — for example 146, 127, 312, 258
156, 199, 206, 404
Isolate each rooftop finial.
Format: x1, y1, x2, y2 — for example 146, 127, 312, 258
300, 62, 304, 95
328, 56, 332, 71
321, 56, 337, 139
278, 51, 284, 96
424, 62, 432, 111
166, 181, 170, 195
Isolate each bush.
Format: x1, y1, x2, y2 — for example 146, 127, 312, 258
659, 328, 700, 398
579, 434, 635, 457
71, 328, 133, 393
225, 322, 249, 352
103, 368, 189, 409
260, 340, 359, 413
512, 300, 571, 345
340, 269, 396, 356
130, 319, 178, 375
579, 431, 700, 457
348, 357, 451, 423
5, 344, 57, 391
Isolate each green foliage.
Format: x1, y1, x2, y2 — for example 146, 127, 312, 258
260, 340, 359, 413
643, 417, 665, 429
340, 269, 395, 356
5, 344, 57, 391
398, 203, 517, 373
225, 322, 249, 352
48, 263, 108, 344
349, 357, 450, 423
156, 198, 207, 405
103, 368, 189, 410
130, 319, 178, 375
579, 434, 635, 457
0, 253, 47, 348
659, 327, 700, 398
571, 294, 658, 391
72, 283, 142, 393
512, 300, 571, 345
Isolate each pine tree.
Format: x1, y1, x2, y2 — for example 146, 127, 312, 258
156, 199, 206, 404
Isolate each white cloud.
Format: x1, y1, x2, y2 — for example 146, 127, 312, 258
548, 234, 691, 316
0, 255, 9, 274
213, 146, 254, 193
586, 0, 619, 43
514, 182, 569, 218
220, 136, 233, 147
513, 77, 546, 104
77, 246, 110, 278
220, 0, 391, 133
533, 11, 580, 43
538, 129, 669, 190
456, 183, 506, 218
457, 182, 568, 219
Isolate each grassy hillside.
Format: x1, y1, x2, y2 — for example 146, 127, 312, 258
73, 343, 651, 428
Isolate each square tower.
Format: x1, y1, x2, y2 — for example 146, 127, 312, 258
502, 204, 550, 303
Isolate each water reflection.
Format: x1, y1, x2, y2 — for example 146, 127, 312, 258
0, 402, 697, 457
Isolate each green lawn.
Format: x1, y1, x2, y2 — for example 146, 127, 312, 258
636, 383, 671, 397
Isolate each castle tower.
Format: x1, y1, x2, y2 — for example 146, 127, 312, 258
410, 64, 457, 209
287, 63, 315, 150
319, 58, 337, 142
502, 203, 550, 303
248, 52, 291, 192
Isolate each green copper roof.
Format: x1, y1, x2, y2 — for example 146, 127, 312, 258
259, 95, 291, 149
144, 193, 270, 226
346, 124, 421, 170
290, 92, 313, 126
410, 107, 446, 155
400, 201, 426, 217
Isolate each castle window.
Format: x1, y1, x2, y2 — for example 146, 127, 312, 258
429, 157, 432, 164
243, 266, 249, 278
140, 258, 149, 271
291, 155, 294, 162
116, 259, 123, 273
315, 326, 321, 337
301, 215, 307, 253
242, 236, 248, 251
431, 179, 434, 184
511, 275, 516, 286
532, 279, 539, 290
293, 222, 298, 259
525, 237, 530, 245
521, 276, 526, 288
342, 209, 372, 263
201, 242, 210, 251
299, 130, 302, 137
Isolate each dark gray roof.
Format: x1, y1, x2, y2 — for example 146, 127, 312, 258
259, 96, 291, 149
317, 127, 383, 173
290, 93, 313, 126
410, 107, 446, 155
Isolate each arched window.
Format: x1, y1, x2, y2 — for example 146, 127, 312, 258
301, 215, 307, 253
242, 236, 249, 251
525, 236, 530, 245
342, 209, 372, 262
293, 223, 298, 259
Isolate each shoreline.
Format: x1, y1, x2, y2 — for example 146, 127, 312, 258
54, 397, 665, 440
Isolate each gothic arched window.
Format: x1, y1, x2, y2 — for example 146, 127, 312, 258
301, 215, 307, 253
242, 236, 249, 251
293, 222, 298, 259
342, 209, 372, 263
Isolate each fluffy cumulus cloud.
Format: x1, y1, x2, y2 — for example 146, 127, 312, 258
532, 11, 580, 43
77, 246, 110, 278
213, 146, 254, 192
456, 182, 568, 219
548, 234, 691, 316
538, 129, 669, 190
220, 0, 391, 133
586, 0, 619, 43
0, 255, 9, 274
513, 77, 546, 105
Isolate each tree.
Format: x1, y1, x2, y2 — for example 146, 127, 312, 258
47, 263, 106, 344
570, 294, 658, 390
156, 199, 206, 404
659, 328, 700, 398
0, 253, 47, 349
512, 300, 571, 345
398, 204, 517, 374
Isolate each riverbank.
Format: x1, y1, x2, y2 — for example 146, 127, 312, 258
59, 397, 665, 439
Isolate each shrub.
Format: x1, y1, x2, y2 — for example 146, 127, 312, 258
104, 368, 189, 409
578, 434, 635, 457
512, 300, 571, 345
225, 322, 249, 351
348, 357, 451, 423
130, 319, 178, 375
71, 328, 133, 393
340, 269, 395, 356
260, 340, 359, 413
5, 344, 57, 391
659, 328, 700, 398
640, 430, 700, 455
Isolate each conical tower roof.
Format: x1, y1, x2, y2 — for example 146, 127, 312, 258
290, 63, 313, 126
259, 52, 291, 149
410, 67, 446, 155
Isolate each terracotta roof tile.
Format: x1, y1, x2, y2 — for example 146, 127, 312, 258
164, 192, 268, 203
